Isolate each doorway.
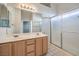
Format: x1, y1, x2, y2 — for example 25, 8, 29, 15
23, 21, 31, 33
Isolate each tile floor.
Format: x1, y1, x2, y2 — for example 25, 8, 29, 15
46, 43, 73, 56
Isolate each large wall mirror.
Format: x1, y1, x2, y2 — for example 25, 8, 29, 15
21, 10, 32, 33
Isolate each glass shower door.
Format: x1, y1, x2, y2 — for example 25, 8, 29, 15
62, 10, 79, 55
51, 16, 62, 48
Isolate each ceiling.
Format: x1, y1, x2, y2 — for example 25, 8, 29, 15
40, 3, 51, 7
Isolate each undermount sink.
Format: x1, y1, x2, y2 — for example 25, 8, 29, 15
36, 33, 40, 35
13, 34, 19, 37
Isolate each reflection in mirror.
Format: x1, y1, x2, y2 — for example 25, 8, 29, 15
0, 4, 9, 27
0, 4, 9, 40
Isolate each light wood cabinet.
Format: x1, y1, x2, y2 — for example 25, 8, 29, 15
0, 43, 12, 56
42, 37, 48, 55
26, 39, 35, 56
36, 37, 43, 56
12, 41, 26, 56
0, 36, 48, 56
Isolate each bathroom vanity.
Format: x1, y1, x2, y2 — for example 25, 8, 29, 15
0, 32, 48, 56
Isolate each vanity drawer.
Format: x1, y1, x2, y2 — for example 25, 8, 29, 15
27, 52, 35, 56
27, 45, 35, 53
26, 39, 35, 45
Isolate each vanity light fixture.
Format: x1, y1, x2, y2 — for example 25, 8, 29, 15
18, 3, 37, 12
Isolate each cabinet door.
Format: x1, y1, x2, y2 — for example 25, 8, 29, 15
12, 41, 25, 56
26, 39, 35, 56
27, 45, 35, 53
36, 38, 42, 56
0, 43, 12, 56
42, 36, 48, 55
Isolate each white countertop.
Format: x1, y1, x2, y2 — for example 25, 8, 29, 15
0, 32, 47, 44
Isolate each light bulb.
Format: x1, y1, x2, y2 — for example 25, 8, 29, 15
18, 3, 36, 12
21, 4, 24, 8
24, 5, 26, 8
